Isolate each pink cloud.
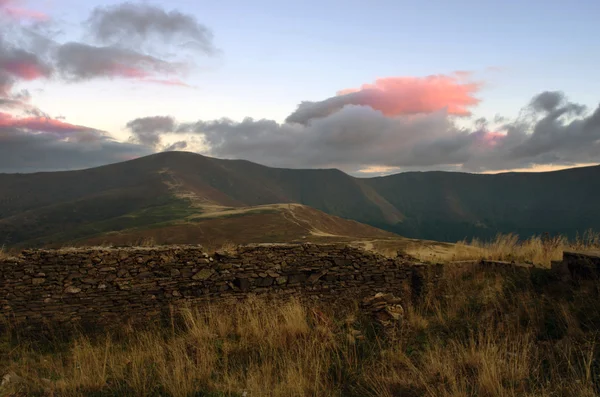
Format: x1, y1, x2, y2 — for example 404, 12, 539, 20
0, 0, 49, 21
101, 65, 192, 87
0, 112, 90, 134
142, 78, 193, 88
108, 64, 151, 79
2, 60, 49, 80
336, 74, 482, 117
472, 130, 506, 149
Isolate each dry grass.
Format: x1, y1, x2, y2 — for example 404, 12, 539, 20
202, 239, 239, 255
1, 267, 599, 397
0, 244, 16, 260
408, 230, 600, 267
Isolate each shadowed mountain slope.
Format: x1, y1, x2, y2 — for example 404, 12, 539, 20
1, 151, 599, 246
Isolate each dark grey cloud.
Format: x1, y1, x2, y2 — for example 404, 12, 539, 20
0, 36, 51, 99
126, 115, 176, 148
87, 2, 216, 54
530, 91, 565, 113
176, 106, 458, 169
285, 98, 356, 125
164, 141, 188, 151
132, 92, 600, 174
54, 42, 175, 81
1, 2, 217, 87
0, 125, 151, 173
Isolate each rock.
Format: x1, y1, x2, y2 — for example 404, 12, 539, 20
255, 277, 273, 287
276, 276, 288, 285
64, 286, 82, 294
170, 268, 181, 277
32, 278, 45, 285
361, 293, 404, 332
81, 278, 98, 284
192, 268, 215, 281
307, 271, 327, 284
562, 250, 600, 280
234, 277, 251, 291
1, 372, 21, 388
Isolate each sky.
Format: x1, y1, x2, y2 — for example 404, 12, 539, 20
1, 0, 600, 175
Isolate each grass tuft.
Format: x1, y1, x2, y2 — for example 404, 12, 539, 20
407, 230, 600, 267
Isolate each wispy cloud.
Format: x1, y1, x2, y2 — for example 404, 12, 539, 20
141, 78, 195, 88
87, 2, 217, 54
54, 42, 177, 81
0, 0, 48, 21
0, 112, 95, 135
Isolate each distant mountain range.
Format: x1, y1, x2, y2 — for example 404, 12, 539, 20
1, 151, 599, 247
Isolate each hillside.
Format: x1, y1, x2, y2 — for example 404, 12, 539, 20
362, 166, 600, 241
1, 151, 599, 246
79, 203, 399, 248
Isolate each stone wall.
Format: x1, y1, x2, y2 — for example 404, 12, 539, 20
0, 244, 441, 329
557, 250, 600, 281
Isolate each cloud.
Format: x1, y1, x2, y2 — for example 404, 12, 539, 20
0, 112, 99, 136
0, 37, 51, 92
54, 42, 177, 81
0, 34, 51, 117
0, 2, 218, 91
0, 1, 216, 173
285, 74, 481, 125
129, 88, 600, 174
87, 2, 216, 54
530, 91, 565, 113
172, 106, 462, 169
0, 124, 151, 173
142, 78, 194, 88
164, 140, 188, 151
0, 0, 49, 21
126, 115, 176, 147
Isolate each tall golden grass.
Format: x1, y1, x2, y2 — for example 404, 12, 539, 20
2, 265, 599, 396
0, 244, 14, 260
408, 230, 600, 267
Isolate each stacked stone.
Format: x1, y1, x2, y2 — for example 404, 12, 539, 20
0, 243, 430, 329
361, 292, 404, 330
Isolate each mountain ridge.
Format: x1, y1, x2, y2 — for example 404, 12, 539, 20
1, 151, 599, 246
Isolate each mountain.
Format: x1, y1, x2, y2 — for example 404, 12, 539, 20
0, 152, 398, 248
0, 151, 599, 247
363, 166, 600, 241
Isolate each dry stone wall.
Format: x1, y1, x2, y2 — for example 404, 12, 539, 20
0, 244, 441, 329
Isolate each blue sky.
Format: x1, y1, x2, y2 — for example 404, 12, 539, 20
2, 0, 600, 173
32, 0, 600, 129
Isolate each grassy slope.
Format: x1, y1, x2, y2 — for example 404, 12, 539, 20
2, 151, 600, 245
78, 204, 399, 249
